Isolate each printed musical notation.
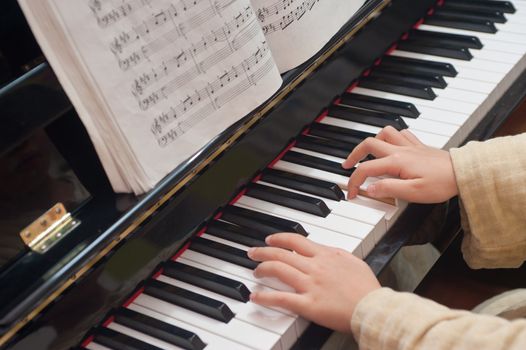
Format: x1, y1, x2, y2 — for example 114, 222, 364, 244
255, 0, 321, 35
151, 41, 273, 147
132, 18, 260, 109
83, 0, 280, 149
129, 9, 259, 100
104, 1, 253, 71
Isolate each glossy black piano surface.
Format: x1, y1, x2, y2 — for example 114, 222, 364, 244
1, 0, 525, 348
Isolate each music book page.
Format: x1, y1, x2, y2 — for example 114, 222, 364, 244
18, 0, 365, 194
251, 0, 366, 72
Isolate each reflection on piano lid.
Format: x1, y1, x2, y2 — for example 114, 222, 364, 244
1, 0, 526, 349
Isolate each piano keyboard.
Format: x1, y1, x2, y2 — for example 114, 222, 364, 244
80, 1, 526, 349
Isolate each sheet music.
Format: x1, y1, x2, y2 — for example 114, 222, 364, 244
251, 0, 366, 72
48, 0, 282, 192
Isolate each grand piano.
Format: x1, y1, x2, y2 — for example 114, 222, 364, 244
1, 0, 525, 349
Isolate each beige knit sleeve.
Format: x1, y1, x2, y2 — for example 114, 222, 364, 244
450, 133, 526, 269
351, 288, 526, 350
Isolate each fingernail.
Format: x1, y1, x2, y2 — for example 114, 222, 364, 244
249, 292, 257, 301
247, 247, 256, 258
367, 184, 376, 197
265, 234, 274, 244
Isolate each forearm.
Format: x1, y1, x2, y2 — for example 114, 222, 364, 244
450, 133, 526, 268
352, 288, 526, 350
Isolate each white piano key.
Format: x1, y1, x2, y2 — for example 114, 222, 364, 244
345, 192, 401, 223
256, 180, 387, 243
352, 86, 479, 115
181, 249, 295, 292
85, 343, 112, 350
417, 24, 526, 46
496, 22, 526, 34
128, 303, 254, 350
456, 66, 505, 84
257, 180, 386, 226
331, 102, 469, 126
235, 201, 371, 256
300, 221, 366, 256
476, 37, 526, 55
411, 105, 470, 126
231, 197, 370, 254
433, 86, 488, 105
287, 148, 383, 187
391, 50, 512, 76
106, 323, 183, 350
177, 257, 312, 335
319, 117, 382, 135
134, 294, 283, 350
290, 146, 349, 164
274, 160, 369, 192
176, 258, 296, 317
156, 275, 298, 349
471, 48, 523, 65
201, 233, 253, 251
235, 196, 377, 245
321, 108, 452, 148
322, 114, 458, 138
407, 129, 448, 148
443, 76, 496, 95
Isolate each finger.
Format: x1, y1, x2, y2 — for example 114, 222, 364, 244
400, 129, 424, 146
250, 290, 308, 314
376, 125, 414, 146
265, 232, 321, 257
342, 137, 396, 169
346, 157, 401, 198
254, 261, 310, 291
365, 178, 423, 201
248, 245, 311, 272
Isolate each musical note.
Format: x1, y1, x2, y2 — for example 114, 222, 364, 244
256, 0, 321, 35
80, 0, 280, 148
151, 41, 272, 142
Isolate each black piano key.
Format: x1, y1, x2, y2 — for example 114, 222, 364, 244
443, 0, 515, 14
113, 307, 206, 350
370, 68, 447, 89
210, 220, 272, 247
144, 278, 235, 323
222, 205, 308, 236
163, 261, 251, 302
329, 104, 409, 129
398, 39, 473, 60
341, 92, 420, 118
310, 123, 375, 145
410, 29, 483, 49
93, 327, 163, 350
360, 76, 437, 100
425, 14, 497, 33
435, 6, 507, 24
380, 55, 457, 77
308, 125, 363, 145
246, 182, 331, 217
282, 151, 354, 177
296, 134, 356, 159
207, 220, 267, 248
262, 168, 345, 201
190, 236, 259, 270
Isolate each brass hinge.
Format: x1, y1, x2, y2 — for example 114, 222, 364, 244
19, 203, 80, 253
